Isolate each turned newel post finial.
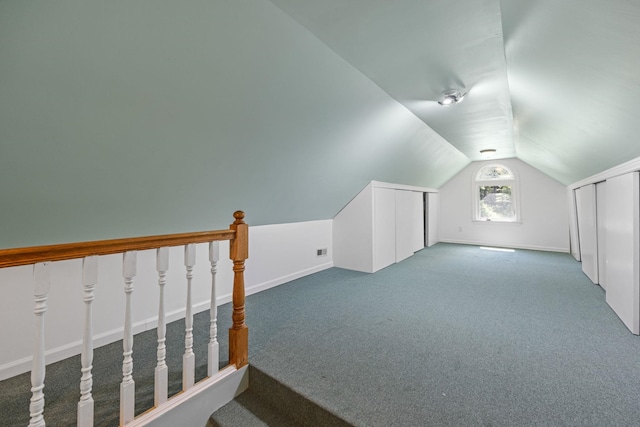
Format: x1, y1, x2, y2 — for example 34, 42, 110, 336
229, 210, 249, 368
233, 210, 245, 224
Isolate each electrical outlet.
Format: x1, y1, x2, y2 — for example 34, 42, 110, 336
316, 248, 327, 257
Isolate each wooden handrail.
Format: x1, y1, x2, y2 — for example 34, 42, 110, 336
0, 229, 236, 268
6, 211, 249, 426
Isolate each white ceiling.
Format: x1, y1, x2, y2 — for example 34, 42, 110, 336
269, 0, 640, 185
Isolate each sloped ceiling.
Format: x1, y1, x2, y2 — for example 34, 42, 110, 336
0, 0, 470, 248
2, 0, 638, 248
270, 0, 640, 185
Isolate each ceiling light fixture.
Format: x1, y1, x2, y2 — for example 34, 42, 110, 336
438, 89, 466, 106
480, 148, 497, 159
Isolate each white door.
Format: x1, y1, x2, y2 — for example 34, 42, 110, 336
569, 189, 581, 261
411, 192, 425, 252
426, 193, 439, 247
596, 181, 607, 290
372, 187, 396, 272
605, 172, 640, 334
575, 184, 598, 284
395, 190, 415, 262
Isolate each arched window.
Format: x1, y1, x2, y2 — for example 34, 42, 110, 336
474, 164, 519, 222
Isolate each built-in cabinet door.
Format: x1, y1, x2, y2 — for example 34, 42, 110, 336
335, 183, 435, 274
605, 172, 640, 334
426, 193, 439, 247
596, 181, 607, 290
395, 190, 416, 262
569, 189, 581, 261
575, 184, 599, 284
411, 192, 425, 252
372, 187, 396, 272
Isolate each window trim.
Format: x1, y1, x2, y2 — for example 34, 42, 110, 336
472, 163, 521, 223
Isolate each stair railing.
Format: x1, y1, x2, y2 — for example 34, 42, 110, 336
0, 211, 249, 427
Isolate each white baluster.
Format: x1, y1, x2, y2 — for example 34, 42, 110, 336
120, 251, 136, 425
208, 241, 219, 377
78, 256, 98, 427
183, 244, 196, 390
154, 247, 169, 406
29, 262, 50, 427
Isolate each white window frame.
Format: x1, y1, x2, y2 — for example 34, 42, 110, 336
473, 163, 520, 223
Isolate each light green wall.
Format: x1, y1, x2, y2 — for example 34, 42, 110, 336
0, 0, 469, 248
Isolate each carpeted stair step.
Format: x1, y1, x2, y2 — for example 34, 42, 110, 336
209, 365, 353, 427
208, 389, 300, 427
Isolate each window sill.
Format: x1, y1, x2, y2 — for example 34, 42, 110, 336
473, 219, 522, 224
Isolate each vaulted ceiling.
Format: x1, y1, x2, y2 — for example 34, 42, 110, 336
1, 0, 639, 248
270, 0, 640, 185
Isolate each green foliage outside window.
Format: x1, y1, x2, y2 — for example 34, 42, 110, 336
479, 185, 515, 220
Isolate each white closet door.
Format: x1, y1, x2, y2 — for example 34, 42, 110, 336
395, 190, 415, 263
372, 187, 396, 272
569, 189, 581, 261
412, 192, 425, 252
426, 193, 439, 247
575, 184, 598, 284
605, 172, 640, 334
596, 181, 607, 290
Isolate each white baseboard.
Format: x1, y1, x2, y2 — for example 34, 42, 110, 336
246, 261, 333, 297
0, 300, 213, 381
438, 239, 569, 253
215, 261, 334, 304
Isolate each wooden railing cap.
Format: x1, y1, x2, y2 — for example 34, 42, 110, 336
0, 213, 252, 269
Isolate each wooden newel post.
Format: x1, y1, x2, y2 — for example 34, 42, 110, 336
229, 210, 249, 368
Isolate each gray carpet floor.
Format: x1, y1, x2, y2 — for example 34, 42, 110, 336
3, 243, 640, 426
241, 243, 640, 426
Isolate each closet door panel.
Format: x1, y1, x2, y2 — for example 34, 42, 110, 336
596, 181, 607, 290
575, 184, 598, 284
373, 187, 396, 272
605, 172, 640, 334
395, 190, 415, 263
569, 189, 581, 261
412, 192, 425, 252
426, 193, 439, 247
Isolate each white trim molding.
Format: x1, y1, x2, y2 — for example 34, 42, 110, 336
569, 155, 640, 190
439, 238, 569, 253
371, 180, 438, 193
